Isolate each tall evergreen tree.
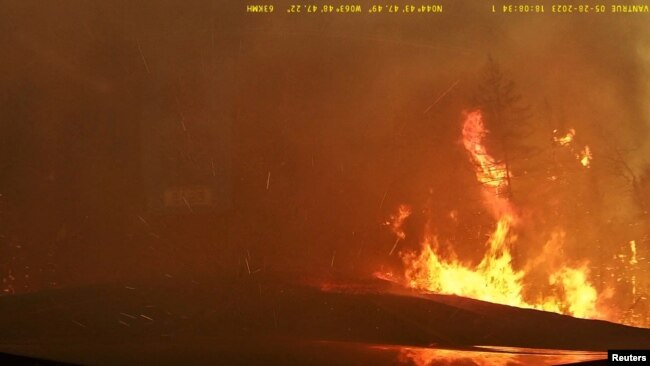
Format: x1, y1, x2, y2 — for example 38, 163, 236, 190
473, 56, 532, 198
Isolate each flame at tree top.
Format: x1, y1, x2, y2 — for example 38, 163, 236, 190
393, 110, 604, 320
461, 111, 509, 194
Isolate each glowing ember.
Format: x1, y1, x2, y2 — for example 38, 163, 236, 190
390, 110, 603, 319
554, 128, 576, 146
578, 146, 592, 168
553, 128, 593, 168
630, 240, 638, 265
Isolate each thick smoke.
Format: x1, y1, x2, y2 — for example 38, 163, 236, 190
0, 2, 647, 326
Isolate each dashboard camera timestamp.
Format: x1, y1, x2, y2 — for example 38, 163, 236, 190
494, 4, 608, 13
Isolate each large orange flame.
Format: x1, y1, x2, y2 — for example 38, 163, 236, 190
394, 110, 603, 319
462, 111, 509, 193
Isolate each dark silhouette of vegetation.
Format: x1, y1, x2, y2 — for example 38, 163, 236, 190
473, 55, 532, 198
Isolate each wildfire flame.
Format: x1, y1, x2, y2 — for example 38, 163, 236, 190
578, 146, 592, 168
553, 128, 593, 168
462, 111, 509, 193
392, 110, 603, 319
630, 240, 637, 297
630, 240, 638, 266
554, 128, 576, 146
386, 204, 412, 240
403, 216, 527, 308
386, 204, 412, 255
545, 266, 599, 318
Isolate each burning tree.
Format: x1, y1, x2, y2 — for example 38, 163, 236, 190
374, 57, 650, 326
473, 56, 532, 199
384, 110, 604, 320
